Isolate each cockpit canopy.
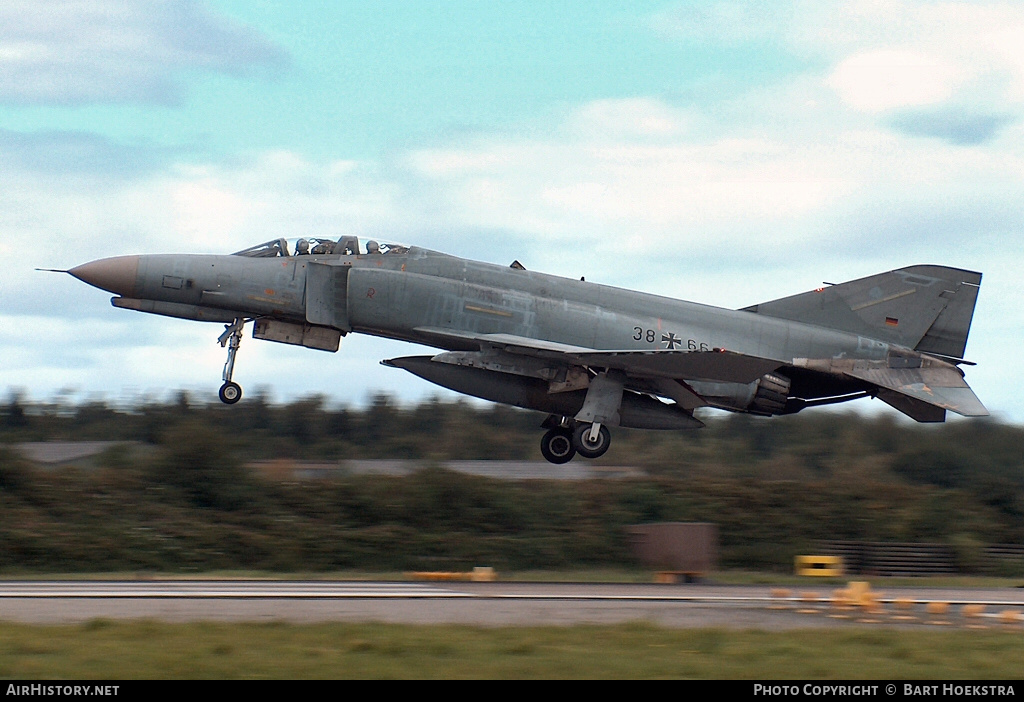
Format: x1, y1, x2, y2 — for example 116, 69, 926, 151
233, 236, 409, 258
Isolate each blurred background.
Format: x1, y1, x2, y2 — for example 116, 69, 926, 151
2, 392, 1021, 577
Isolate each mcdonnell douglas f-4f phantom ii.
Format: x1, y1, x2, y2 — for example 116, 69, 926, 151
63, 235, 987, 464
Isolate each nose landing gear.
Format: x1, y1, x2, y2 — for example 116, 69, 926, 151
218, 318, 249, 404
219, 381, 242, 404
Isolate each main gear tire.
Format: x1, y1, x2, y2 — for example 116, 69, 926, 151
573, 423, 611, 459
540, 428, 576, 464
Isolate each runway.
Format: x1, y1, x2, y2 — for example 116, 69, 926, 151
0, 581, 1022, 629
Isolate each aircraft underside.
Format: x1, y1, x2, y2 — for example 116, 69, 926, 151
381, 354, 881, 463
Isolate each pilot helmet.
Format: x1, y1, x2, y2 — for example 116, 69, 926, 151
296, 238, 310, 254
366, 240, 380, 254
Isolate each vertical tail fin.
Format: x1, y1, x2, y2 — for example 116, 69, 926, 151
742, 265, 982, 358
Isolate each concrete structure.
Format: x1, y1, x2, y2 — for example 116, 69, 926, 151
13, 441, 138, 468
626, 522, 719, 580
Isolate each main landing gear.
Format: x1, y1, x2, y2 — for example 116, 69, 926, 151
217, 317, 249, 404
540, 369, 623, 464
540, 418, 612, 464
574, 422, 610, 458
540, 426, 576, 464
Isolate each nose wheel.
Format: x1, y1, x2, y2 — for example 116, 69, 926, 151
217, 318, 249, 405
219, 381, 242, 404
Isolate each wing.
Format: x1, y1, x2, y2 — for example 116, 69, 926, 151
416, 326, 988, 423
569, 349, 782, 383
414, 327, 783, 383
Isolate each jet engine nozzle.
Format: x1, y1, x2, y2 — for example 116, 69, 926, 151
68, 256, 140, 297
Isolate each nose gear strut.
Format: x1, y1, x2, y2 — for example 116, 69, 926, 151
217, 317, 249, 404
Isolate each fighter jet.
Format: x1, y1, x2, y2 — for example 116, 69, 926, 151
63, 235, 987, 464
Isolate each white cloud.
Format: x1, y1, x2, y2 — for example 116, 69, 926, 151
0, 0, 286, 105
787, 1, 1024, 123
828, 49, 962, 112
169, 181, 250, 248
403, 96, 1023, 266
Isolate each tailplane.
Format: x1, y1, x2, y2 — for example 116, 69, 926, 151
742, 265, 982, 359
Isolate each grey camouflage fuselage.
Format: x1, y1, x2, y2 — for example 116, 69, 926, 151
67, 240, 986, 462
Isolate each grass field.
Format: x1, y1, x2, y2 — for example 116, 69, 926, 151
0, 621, 1022, 679
1, 571, 1021, 678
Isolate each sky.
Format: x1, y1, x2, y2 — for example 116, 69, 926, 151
0, 0, 1022, 422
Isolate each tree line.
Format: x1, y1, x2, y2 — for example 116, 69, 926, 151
1, 392, 1022, 574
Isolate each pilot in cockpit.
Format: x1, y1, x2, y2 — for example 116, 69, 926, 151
233, 235, 409, 260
